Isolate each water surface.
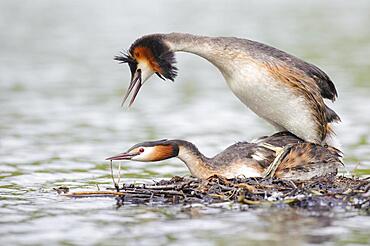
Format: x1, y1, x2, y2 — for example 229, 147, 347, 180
1, 0, 370, 245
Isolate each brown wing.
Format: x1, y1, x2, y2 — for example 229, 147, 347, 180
264, 61, 329, 141
299, 62, 337, 102
242, 39, 340, 127
275, 55, 338, 102
275, 143, 342, 179
245, 39, 338, 101
252, 132, 304, 168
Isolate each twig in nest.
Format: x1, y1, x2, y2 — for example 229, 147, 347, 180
110, 160, 120, 192
117, 160, 121, 185
63, 191, 125, 197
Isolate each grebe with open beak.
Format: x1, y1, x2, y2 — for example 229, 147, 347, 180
106, 132, 342, 181
115, 33, 340, 145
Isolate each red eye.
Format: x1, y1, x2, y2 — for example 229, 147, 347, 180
139, 148, 145, 153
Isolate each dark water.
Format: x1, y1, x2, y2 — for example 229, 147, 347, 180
1, 0, 370, 245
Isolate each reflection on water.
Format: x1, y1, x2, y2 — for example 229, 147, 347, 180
0, 0, 369, 245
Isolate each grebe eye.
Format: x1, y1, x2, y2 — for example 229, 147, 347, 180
139, 148, 144, 153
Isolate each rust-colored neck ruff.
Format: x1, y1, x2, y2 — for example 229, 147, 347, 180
131, 46, 161, 74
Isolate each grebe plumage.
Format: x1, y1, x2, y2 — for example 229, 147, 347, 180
106, 132, 342, 180
115, 33, 340, 145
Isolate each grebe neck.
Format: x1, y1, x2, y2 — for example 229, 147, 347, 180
163, 33, 245, 78
172, 140, 213, 179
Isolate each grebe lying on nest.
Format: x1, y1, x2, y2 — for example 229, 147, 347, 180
107, 132, 342, 181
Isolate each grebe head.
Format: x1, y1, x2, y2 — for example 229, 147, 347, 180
106, 139, 179, 162
115, 34, 177, 106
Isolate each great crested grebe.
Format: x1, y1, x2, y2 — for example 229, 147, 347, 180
106, 132, 342, 180
115, 33, 340, 145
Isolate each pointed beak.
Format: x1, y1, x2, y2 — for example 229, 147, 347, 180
122, 69, 142, 107
106, 152, 138, 161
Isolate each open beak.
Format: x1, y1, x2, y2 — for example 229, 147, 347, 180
122, 69, 142, 107
106, 152, 138, 161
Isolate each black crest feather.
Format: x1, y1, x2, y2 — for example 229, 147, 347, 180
129, 34, 178, 81
114, 50, 137, 78
114, 50, 134, 63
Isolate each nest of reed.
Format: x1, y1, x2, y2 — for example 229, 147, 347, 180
59, 175, 370, 212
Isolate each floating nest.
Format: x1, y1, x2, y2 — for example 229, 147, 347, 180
58, 175, 370, 212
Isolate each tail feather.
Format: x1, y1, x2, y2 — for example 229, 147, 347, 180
325, 105, 341, 123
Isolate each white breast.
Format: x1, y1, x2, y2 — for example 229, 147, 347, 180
224, 164, 262, 178
223, 62, 319, 143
